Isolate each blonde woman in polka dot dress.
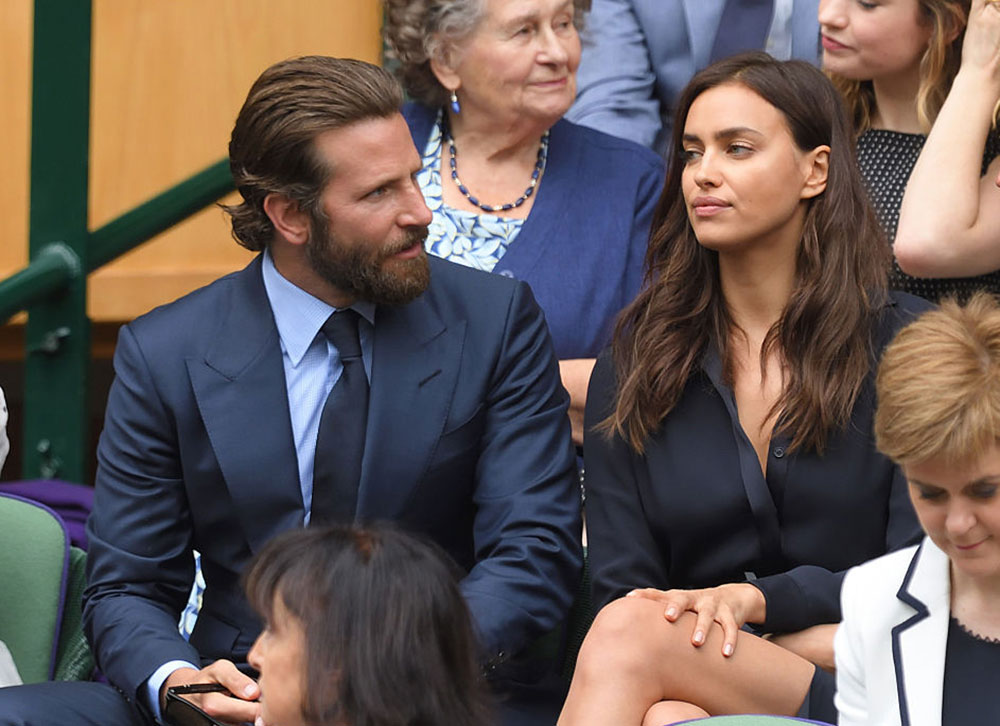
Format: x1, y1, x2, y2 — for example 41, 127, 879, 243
821, 0, 1000, 303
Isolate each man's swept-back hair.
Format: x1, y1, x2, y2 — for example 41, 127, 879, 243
604, 52, 890, 455
224, 56, 403, 251
876, 293, 1000, 466
245, 524, 492, 726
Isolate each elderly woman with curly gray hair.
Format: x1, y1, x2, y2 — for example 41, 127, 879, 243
384, 0, 664, 446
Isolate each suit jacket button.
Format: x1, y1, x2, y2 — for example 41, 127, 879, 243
773, 446, 784, 458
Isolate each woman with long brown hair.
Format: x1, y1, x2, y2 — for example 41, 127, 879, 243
558, 53, 929, 725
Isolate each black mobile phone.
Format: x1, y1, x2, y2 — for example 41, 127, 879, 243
163, 683, 232, 726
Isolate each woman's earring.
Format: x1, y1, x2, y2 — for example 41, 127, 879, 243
450, 90, 461, 115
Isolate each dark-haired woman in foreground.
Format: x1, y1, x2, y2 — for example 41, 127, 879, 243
558, 53, 929, 725
245, 525, 492, 726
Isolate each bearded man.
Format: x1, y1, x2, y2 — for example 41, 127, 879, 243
0, 57, 581, 726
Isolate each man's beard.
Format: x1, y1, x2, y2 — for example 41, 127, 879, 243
306, 220, 431, 306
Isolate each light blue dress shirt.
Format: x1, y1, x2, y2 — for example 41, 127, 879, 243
145, 250, 374, 720
765, 0, 795, 60
260, 250, 374, 522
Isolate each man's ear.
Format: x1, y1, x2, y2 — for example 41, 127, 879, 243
800, 145, 830, 200
263, 193, 310, 246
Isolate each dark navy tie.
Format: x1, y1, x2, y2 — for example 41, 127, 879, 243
709, 0, 776, 64
311, 310, 368, 525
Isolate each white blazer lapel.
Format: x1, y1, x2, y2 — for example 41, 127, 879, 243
893, 539, 950, 726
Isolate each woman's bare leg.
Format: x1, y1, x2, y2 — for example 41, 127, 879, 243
557, 597, 815, 726
642, 701, 709, 726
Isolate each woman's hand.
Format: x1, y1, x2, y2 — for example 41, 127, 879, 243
895, 0, 1000, 277
627, 583, 766, 657
961, 0, 1000, 82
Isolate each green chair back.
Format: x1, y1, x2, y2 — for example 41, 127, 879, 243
54, 545, 95, 681
0, 493, 92, 683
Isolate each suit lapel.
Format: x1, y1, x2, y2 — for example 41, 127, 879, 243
681, 0, 725, 71
187, 258, 304, 552
790, 0, 821, 62
356, 290, 463, 520
892, 538, 950, 726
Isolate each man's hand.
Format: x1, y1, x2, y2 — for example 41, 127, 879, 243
627, 583, 766, 657
161, 660, 261, 725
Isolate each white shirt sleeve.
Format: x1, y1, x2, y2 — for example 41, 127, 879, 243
145, 660, 199, 723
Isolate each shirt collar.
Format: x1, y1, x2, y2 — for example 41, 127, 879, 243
261, 250, 375, 367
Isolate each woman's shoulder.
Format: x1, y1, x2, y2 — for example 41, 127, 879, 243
402, 102, 437, 144
590, 348, 617, 397
842, 541, 923, 612
886, 289, 935, 316
873, 291, 936, 347
847, 541, 922, 584
551, 118, 665, 176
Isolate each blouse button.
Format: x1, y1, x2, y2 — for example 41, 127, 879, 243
773, 446, 785, 459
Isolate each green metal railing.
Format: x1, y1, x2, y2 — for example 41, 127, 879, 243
0, 0, 234, 481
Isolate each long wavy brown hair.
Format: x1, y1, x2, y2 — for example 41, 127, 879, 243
604, 53, 891, 455
828, 0, 968, 133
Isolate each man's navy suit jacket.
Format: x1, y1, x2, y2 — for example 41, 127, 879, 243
82, 254, 582, 702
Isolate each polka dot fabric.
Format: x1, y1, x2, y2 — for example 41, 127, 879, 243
857, 128, 1000, 303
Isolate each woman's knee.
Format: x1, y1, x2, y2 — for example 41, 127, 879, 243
574, 597, 689, 677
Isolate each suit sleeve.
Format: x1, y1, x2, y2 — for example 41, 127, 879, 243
583, 351, 669, 609
460, 281, 583, 663
834, 568, 869, 726
83, 324, 199, 701
566, 0, 662, 148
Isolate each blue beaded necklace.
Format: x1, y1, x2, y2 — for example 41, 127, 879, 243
442, 116, 549, 214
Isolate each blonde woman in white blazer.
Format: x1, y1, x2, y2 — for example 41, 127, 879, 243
837, 537, 954, 726
835, 293, 1000, 726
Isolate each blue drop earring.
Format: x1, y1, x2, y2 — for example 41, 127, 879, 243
450, 90, 461, 115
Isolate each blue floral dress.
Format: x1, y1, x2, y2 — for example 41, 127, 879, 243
417, 112, 526, 272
